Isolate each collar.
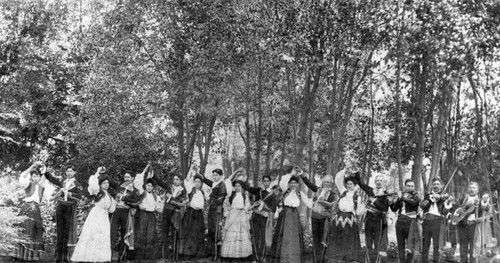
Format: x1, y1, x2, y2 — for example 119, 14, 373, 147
212, 179, 223, 188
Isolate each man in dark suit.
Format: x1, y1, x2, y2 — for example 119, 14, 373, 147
43, 165, 83, 263
202, 168, 227, 259
241, 175, 279, 262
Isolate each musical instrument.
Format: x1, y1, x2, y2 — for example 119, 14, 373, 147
451, 204, 476, 225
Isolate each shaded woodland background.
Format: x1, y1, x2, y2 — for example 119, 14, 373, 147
1, 0, 500, 194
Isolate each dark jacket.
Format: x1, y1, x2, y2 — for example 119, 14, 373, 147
202, 177, 227, 207
152, 174, 186, 211
241, 181, 278, 213
108, 178, 140, 208
44, 172, 83, 204
358, 181, 389, 214
420, 191, 451, 216
390, 191, 421, 215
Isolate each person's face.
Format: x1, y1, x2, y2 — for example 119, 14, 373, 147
405, 182, 415, 192
322, 181, 332, 189
66, 168, 75, 178
194, 178, 202, 189
173, 176, 182, 186
468, 184, 478, 196
375, 176, 383, 188
100, 180, 110, 191
123, 173, 133, 183
263, 178, 271, 189
432, 180, 442, 192
31, 173, 41, 184
213, 172, 222, 181
288, 180, 298, 190
483, 193, 490, 201
346, 181, 355, 191
234, 183, 242, 192
145, 183, 154, 193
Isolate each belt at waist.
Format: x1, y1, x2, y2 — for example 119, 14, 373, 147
57, 200, 78, 205
399, 212, 417, 218
140, 210, 155, 213
424, 213, 443, 220
366, 206, 385, 214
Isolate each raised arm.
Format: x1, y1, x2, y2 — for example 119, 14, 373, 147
240, 181, 260, 195
300, 174, 319, 193
43, 170, 63, 187
151, 173, 171, 192
19, 162, 40, 188
334, 168, 347, 194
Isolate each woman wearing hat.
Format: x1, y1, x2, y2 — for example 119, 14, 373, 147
71, 167, 116, 262
271, 166, 312, 263
324, 168, 363, 262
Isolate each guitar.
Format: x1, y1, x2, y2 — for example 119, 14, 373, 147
451, 204, 476, 225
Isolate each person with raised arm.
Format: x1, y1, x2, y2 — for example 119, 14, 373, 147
200, 167, 228, 260
150, 169, 187, 259
43, 164, 83, 263
131, 164, 161, 260
389, 179, 421, 263
71, 167, 116, 262
420, 177, 453, 263
11, 162, 46, 261
108, 168, 142, 261
355, 173, 390, 261
240, 173, 279, 262
179, 165, 207, 259
270, 166, 313, 263
299, 172, 337, 263
324, 168, 363, 262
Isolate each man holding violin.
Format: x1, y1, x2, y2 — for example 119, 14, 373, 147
389, 179, 421, 263
420, 177, 453, 263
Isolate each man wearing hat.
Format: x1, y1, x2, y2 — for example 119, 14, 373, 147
201, 168, 228, 259
300, 172, 337, 263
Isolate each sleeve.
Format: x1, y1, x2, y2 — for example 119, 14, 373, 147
390, 199, 402, 212
134, 173, 145, 194
44, 172, 63, 187
223, 196, 230, 218
240, 181, 260, 195
68, 181, 83, 200
334, 169, 346, 194
88, 174, 100, 196
152, 174, 171, 191
184, 177, 194, 194
19, 169, 31, 188
279, 174, 291, 192
301, 176, 319, 192
358, 180, 375, 197
420, 193, 431, 210
122, 187, 141, 204
107, 177, 121, 190
202, 177, 214, 187
224, 179, 233, 194
402, 193, 421, 206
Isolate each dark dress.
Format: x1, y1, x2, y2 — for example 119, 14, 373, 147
179, 189, 206, 258
134, 192, 159, 260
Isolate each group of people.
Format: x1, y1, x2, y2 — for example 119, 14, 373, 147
9, 160, 498, 263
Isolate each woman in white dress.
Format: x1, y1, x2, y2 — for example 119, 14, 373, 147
71, 168, 116, 263
220, 180, 252, 260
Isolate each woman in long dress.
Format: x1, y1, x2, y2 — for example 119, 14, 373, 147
220, 180, 252, 260
271, 167, 312, 263
134, 177, 160, 260
71, 168, 116, 262
179, 173, 206, 259
12, 162, 46, 261
324, 168, 362, 262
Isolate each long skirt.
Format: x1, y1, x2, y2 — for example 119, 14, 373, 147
71, 205, 111, 262
221, 209, 252, 258
325, 211, 362, 262
134, 210, 159, 260
11, 202, 45, 261
179, 208, 205, 257
271, 206, 304, 263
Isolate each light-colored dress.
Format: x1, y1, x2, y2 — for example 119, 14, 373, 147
71, 175, 115, 262
221, 192, 252, 258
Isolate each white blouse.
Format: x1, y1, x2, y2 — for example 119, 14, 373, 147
338, 191, 357, 213
139, 192, 157, 212
25, 185, 42, 203
190, 190, 205, 210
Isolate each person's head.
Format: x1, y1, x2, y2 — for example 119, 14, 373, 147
375, 175, 384, 188
65, 166, 76, 179
262, 175, 271, 189
30, 170, 41, 184
173, 175, 182, 187
322, 175, 334, 189
272, 185, 282, 197
404, 179, 415, 192
233, 180, 243, 193
144, 180, 154, 193
483, 193, 490, 202
99, 177, 110, 191
193, 175, 203, 189
468, 182, 479, 196
288, 176, 299, 190
432, 178, 443, 192
212, 169, 223, 182
345, 178, 356, 191
123, 170, 134, 183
